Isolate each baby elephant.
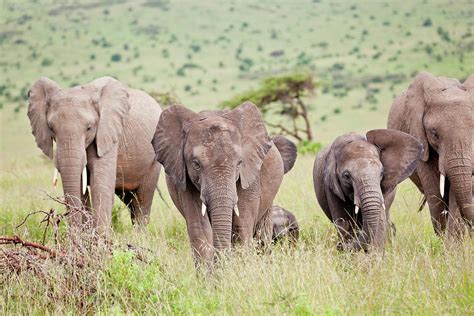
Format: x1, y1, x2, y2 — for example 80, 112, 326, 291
313, 129, 423, 251
271, 205, 299, 244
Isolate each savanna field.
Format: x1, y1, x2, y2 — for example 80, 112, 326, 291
1, 0, 473, 314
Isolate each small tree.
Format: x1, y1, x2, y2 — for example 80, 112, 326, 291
220, 72, 315, 141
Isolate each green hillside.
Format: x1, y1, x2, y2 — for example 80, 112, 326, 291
1, 0, 473, 314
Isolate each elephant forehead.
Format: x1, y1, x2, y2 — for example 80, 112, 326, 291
341, 140, 379, 158
50, 92, 91, 107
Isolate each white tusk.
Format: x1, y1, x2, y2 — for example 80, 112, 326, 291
355, 205, 359, 214
53, 168, 59, 189
440, 174, 445, 197
82, 166, 87, 195
234, 204, 240, 217
201, 203, 207, 216
382, 204, 386, 211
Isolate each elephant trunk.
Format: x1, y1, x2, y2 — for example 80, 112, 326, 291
357, 183, 387, 250
203, 174, 236, 253
208, 198, 234, 252
446, 154, 473, 227
56, 141, 87, 226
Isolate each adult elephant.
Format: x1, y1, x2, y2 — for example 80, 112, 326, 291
313, 130, 423, 251
28, 77, 162, 234
152, 102, 297, 269
387, 72, 473, 237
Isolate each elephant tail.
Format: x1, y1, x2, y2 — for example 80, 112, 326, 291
271, 135, 297, 174
155, 185, 171, 209
418, 195, 427, 212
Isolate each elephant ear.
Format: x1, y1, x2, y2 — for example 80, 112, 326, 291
271, 135, 297, 174
152, 105, 197, 191
367, 129, 423, 194
323, 143, 345, 202
225, 101, 273, 189
404, 72, 454, 162
462, 74, 474, 94
27, 77, 61, 159
94, 78, 130, 157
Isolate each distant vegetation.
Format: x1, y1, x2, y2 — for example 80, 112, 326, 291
221, 72, 316, 143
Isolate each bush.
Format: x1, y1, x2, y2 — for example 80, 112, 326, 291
422, 18, 432, 27
40, 58, 53, 67
297, 140, 322, 155
111, 54, 122, 62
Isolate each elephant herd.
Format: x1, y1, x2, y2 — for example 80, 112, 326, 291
27, 71, 473, 269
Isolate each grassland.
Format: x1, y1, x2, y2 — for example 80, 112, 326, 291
1, 0, 473, 314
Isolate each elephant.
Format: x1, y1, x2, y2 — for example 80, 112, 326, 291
387, 72, 473, 237
152, 101, 297, 268
313, 129, 423, 251
271, 205, 299, 245
27, 76, 162, 234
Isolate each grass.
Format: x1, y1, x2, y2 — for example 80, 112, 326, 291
1, 0, 473, 314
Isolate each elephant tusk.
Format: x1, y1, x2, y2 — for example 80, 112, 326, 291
82, 166, 87, 195
53, 168, 59, 189
234, 204, 240, 217
439, 174, 445, 197
382, 204, 386, 211
354, 205, 359, 214
201, 203, 207, 216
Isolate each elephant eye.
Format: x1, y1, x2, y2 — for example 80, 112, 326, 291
342, 171, 351, 181
237, 160, 243, 168
192, 159, 201, 170
431, 129, 439, 140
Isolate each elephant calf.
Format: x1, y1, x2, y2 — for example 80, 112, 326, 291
28, 77, 162, 234
313, 129, 423, 251
153, 102, 297, 269
271, 205, 299, 245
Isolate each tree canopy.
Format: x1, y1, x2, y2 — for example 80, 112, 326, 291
220, 72, 316, 142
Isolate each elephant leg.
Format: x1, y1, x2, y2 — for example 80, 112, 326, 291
327, 195, 358, 244
417, 161, 448, 235
446, 186, 465, 239
129, 162, 161, 227
87, 145, 117, 236
118, 190, 140, 225
233, 181, 261, 245
384, 190, 396, 242
166, 176, 214, 269
80, 184, 92, 226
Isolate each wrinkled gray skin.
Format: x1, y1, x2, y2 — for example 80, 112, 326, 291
313, 129, 423, 251
153, 102, 297, 269
388, 72, 473, 237
271, 205, 299, 245
28, 77, 161, 234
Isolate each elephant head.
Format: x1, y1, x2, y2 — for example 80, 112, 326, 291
402, 72, 473, 227
27, 77, 129, 223
325, 129, 422, 249
153, 101, 272, 251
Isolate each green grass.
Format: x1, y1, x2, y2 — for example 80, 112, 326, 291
1, 0, 473, 314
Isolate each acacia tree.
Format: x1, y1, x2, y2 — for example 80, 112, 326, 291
220, 72, 315, 142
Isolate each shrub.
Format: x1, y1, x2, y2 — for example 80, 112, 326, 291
41, 58, 53, 67
111, 54, 122, 62
423, 18, 432, 27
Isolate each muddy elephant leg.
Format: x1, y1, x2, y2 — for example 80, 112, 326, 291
87, 145, 117, 236
326, 195, 358, 246
129, 162, 161, 227
80, 181, 92, 226
165, 176, 214, 269
384, 190, 396, 241
446, 187, 465, 239
417, 161, 449, 235
233, 181, 261, 245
